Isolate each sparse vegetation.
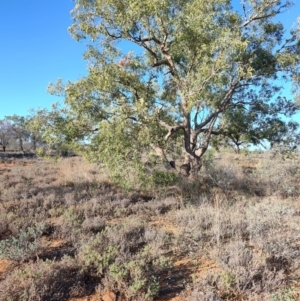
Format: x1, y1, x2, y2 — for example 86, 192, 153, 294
1, 151, 300, 300
1, 0, 300, 300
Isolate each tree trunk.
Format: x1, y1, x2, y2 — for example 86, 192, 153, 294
179, 152, 202, 178
2, 146, 6, 152
33, 139, 37, 151
19, 138, 25, 153
31, 136, 37, 151
189, 156, 202, 179
233, 146, 240, 154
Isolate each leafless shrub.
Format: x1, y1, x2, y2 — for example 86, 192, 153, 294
211, 240, 286, 295
188, 288, 224, 301
0, 256, 88, 301
246, 200, 300, 257
42, 193, 57, 210
0, 212, 11, 240
256, 154, 300, 198
185, 270, 231, 300
82, 216, 106, 233
64, 191, 77, 206
169, 204, 214, 243
204, 151, 300, 198
204, 156, 256, 196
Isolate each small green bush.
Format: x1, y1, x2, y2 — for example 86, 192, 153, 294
151, 170, 178, 185
77, 224, 171, 300
0, 223, 45, 262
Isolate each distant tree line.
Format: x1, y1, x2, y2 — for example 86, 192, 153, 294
0, 115, 43, 153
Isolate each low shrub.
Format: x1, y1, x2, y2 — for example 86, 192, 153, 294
0, 223, 45, 262
77, 222, 171, 300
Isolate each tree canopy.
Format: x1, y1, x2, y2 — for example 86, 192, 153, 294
37, 0, 300, 185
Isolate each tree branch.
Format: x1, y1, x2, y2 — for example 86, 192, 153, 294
195, 116, 218, 157
150, 143, 168, 162
241, 4, 290, 28
195, 80, 239, 132
158, 120, 183, 140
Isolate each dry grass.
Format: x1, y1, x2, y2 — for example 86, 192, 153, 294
1, 151, 300, 301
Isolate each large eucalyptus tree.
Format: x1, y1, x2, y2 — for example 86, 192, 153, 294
45, 0, 299, 182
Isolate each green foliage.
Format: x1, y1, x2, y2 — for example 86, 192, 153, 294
61, 208, 84, 237
33, 0, 300, 183
271, 288, 296, 301
0, 114, 44, 152
0, 223, 45, 262
77, 224, 171, 300
151, 170, 178, 186
202, 148, 216, 169
221, 270, 235, 290
80, 243, 117, 275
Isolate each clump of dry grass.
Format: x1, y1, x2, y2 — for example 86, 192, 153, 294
55, 156, 109, 186
205, 151, 300, 199
166, 173, 300, 300
0, 256, 90, 301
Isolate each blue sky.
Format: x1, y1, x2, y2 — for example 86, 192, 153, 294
0, 0, 299, 120
0, 0, 87, 119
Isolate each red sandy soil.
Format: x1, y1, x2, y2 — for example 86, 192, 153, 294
0, 163, 14, 169
0, 259, 15, 280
